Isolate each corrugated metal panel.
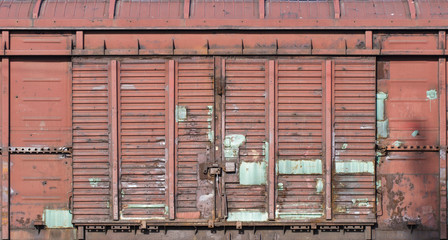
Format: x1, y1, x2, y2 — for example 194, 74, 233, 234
72, 60, 111, 221
39, 0, 108, 19
332, 58, 376, 221
265, 0, 332, 19
119, 60, 168, 220
341, 0, 410, 19
175, 59, 215, 219
276, 59, 325, 220
116, 0, 183, 19
415, 0, 448, 19
0, 0, 33, 19
223, 59, 268, 221
10, 60, 71, 147
190, 0, 258, 19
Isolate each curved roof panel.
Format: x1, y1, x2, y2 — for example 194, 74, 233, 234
0, 0, 447, 29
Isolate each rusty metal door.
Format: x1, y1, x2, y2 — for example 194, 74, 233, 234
9, 59, 73, 230
377, 58, 441, 232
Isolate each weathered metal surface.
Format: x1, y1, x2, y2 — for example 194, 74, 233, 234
332, 59, 376, 222
10, 154, 72, 229
10, 59, 72, 147
175, 59, 215, 219
118, 60, 168, 220
275, 59, 325, 221
2, 0, 448, 29
72, 60, 112, 222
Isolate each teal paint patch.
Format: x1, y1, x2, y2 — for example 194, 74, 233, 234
376, 92, 388, 121
277, 212, 324, 220
175, 105, 187, 122
89, 178, 101, 187
239, 161, 267, 185
316, 178, 323, 193
393, 141, 403, 147
224, 134, 246, 158
335, 161, 374, 174
341, 143, 348, 150
426, 89, 437, 100
208, 130, 214, 143
43, 209, 73, 228
278, 159, 322, 175
377, 119, 389, 138
227, 211, 268, 222
411, 130, 419, 137
277, 182, 284, 191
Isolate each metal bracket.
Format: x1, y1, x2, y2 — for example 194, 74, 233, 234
8, 146, 72, 154
386, 145, 439, 151
207, 163, 222, 176
85, 226, 106, 232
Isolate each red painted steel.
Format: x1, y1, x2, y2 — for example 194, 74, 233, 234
109, 60, 119, 221
1, 57, 9, 240
168, 60, 175, 220
332, 59, 376, 222
275, 59, 325, 221
325, 59, 332, 220
268, 60, 275, 220
439, 57, 447, 239
10, 60, 71, 147
72, 60, 112, 222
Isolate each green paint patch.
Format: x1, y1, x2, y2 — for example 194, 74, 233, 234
377, 119, 389, 139
44, 209, 73, 228
277, 212, 323, 220
352, 198, 370, 207
227, 211, 268, 222
411, 130, 419, 137
341, 143, 348, 150
427, 89, 437, 100
277, 182, 284, 191
176, 105, 187, 122
89, 178, 101, 188
393, 141, 403, 147
278, 159, 322, 175
316, 178, 323, 193
376, 92, 387, 121
239, 161, 267, 185
208, 130, 214, 143
335, 161, 374, 174
224, 134, 246, 158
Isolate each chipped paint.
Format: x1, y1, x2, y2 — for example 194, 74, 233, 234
335, 160, 374, 174
239, 161, 267, 185
121, 84, 136, 90
316, 178, 323, 193
376, 92, 387, 121
207, 130, 214, 143
277, 212, 324, 220
341, 143, 348, 150
89, 177, 101, 187
278, 159, 322, 175
377, 119, 389, 139
426, 89, 437, 100
92, 85, 106, 90
223, 134, 246, 158
207, 105, 213, 115
227, 211, 268, 222
411, 130, 419, 137
352, 198, 370, 207
393, 140, 403, 147
43, 209, 73, 228
175, 105, 187, 122
277, 182, 284, 191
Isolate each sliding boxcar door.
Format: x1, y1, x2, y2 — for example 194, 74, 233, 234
222, 59, 271, 221
118, 60, 169, 220
275, 59, 326, 221
175, 58, 216, 220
